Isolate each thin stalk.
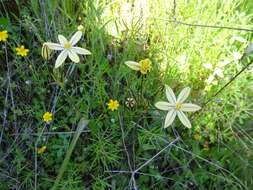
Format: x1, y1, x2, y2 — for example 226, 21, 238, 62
51, 118, 89, 190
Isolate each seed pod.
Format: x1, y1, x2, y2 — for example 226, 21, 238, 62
41, 43, 52, 60
125, 97, 136, 108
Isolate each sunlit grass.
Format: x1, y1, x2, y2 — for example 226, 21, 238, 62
0, 0, 253, 189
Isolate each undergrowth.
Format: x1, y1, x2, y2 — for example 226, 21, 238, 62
0, 0, 253, 189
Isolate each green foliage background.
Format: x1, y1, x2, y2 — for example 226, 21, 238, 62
0, 0, 253, 189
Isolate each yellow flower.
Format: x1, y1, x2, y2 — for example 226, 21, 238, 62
16, 45, 29, 57
38, 146, 47, 154
43, 112, 53, 123
125, 58, 152, 75
107, 99, 119, 111
0, 30, 8, 42
139, 59, 152, 74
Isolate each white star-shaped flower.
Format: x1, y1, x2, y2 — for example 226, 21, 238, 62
44, 31, 91, 68
155, 85, 201, 128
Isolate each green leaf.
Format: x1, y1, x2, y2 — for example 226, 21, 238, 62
0, 17, 9, 28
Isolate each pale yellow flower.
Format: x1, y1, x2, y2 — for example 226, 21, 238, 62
155, 85, 201, 128
125, 58, 152, 74
44, 31, 91, 68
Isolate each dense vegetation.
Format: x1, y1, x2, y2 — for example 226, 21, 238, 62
0, 0, 253, 189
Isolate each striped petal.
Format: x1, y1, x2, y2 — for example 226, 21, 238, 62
70, 31, 82, 46
44, 42, 63, 50
55, 50, 67, 68
177, 87, 191, 103
68, 50, 80, 63
165, 85, 176, 103
164, 110, 177, 128
58, 35, 68, 45
72, 47, 91, 55
155, 101, 174, 111
125, 61, 140, 71
181, 103, 201, 112
177, 111, 191, 128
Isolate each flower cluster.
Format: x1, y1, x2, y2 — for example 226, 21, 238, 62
39, 28, 201, 130
0, 30, 29, 57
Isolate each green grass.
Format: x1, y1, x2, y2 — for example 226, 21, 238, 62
0, 0, 253, 189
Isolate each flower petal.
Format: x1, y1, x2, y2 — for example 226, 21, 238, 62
68, 50, 80, 63
155, 101, 174, 111
58, 35, 68, 45
72, 47, 91, 55
70, 31, 82, 46
181, 103, 201, 112
165, 85, 176, 103
164, 110, 177, 128
177, 111, 192, 128
203, 63, 213, 70
55, 50, 67, 68
44, 42, 63, 50
177, 87, 191, 103
206, 75, 215, 85
125, 61, 140, 71
214, 68, 224, 78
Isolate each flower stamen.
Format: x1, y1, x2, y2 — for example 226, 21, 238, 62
139, 59, 152, 74
175, 102, 182, 110
64, 42, 72, 49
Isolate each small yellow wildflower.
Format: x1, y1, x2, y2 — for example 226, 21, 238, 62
0, 30, 8, 42
38, 146, 47, 154
139, 59, 152, 74
16, 45, 29, 57
43, 112, 53, 123
107, 99, 119, 111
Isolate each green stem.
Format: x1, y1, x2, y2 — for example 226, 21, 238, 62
51, 118, 89, 190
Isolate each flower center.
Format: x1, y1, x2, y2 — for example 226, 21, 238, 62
175, 103, 182, 110
139, 59, 152, 74
64, 42, 72, 49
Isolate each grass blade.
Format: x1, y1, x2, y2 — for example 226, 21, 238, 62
51, 118, 89, 190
